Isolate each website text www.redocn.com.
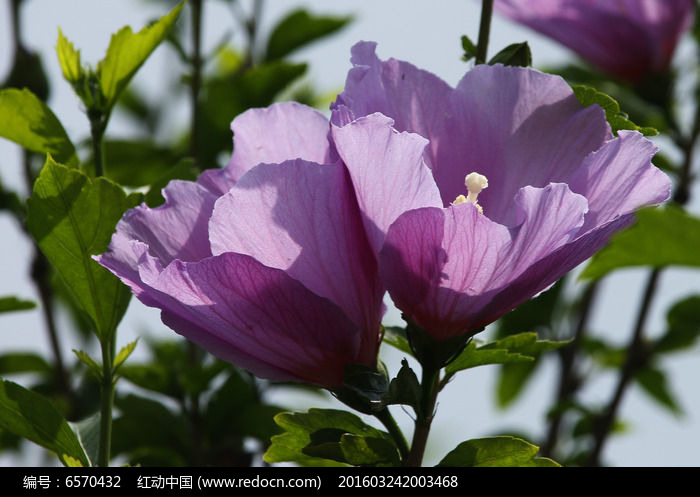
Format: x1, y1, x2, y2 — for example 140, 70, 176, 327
198, 475, 321, 490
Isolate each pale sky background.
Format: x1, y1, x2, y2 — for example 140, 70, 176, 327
0, 0, 699, 467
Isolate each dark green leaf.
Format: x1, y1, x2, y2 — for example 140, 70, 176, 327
0, 378, 89, 466
102, 139, 182, 187
0, 88, 78, 166
304, 433, 399, 467
383, 359, 421, 414
98, 2, 184, 109
655, 296, 700, 353
26, 157, 137, 340
0, 353, 52, 375
438, 436, 559, 467
581, 337, 625, 368
264, 408, 389, 466
572, 85, 657, 136
0, 296, 36, 314
265, 9, 352, 61
581, 207, 700, 280
461, 35, 477, 62
488, 42, 532, 67
405, 317, 472, 370
634, 367, 682, 415
495, 280, 564, 339
335, 363, 389, 414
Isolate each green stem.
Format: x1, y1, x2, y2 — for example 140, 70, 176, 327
189, 0, 203, 170
475, 0, 494, 65
405, 367, 440, 467
374, 408, 409, 461
88, 110, 106, 178
98, 338, 115, 467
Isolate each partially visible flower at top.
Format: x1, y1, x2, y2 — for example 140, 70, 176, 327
96, 102, 385, 389
493, 0, 695, 83
330, 42, 671, 341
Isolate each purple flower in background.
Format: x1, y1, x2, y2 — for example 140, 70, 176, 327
97, 102, 384, 389
331, 42, 670, 340
493, 0, 695, 83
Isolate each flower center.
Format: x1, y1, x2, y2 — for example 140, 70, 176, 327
452, 172, 488, 214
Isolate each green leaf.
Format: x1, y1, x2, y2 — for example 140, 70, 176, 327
335, 363, 390, 414
496, 362, 538, 409
446, 332, 568, 375
382, 325, 413, 356
72, 350, 102, 379
0, 378, 89, 466
438, 436, 559, 467
56, 29, 83, 85
0, 88, 78, 167
461, 35, 477, 62
68, 413, 101, 467
265, 9, 352, 61
383, 359, 422, 414
446, 341, 534, 374
264, 408, 390, 466
634, 367, 682, 415
113, 340, 139, 372
101, 139, 182, 187
304, 432, 400, 467
581, 207, 700, 280
26, 156, 137, 340
0, 296, 36, 314
488, 42, 532, 67
0, 353, 52, 375
572, 85, 657, 136
98, 2, 184, 109
495, 280, 564, 339
655, 296, 700, 353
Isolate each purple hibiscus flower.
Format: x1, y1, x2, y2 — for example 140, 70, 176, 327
96, 102, 385, 389
493, 0, 695, 83
330, 42, 671, 340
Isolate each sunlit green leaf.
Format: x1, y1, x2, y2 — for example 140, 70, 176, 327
26, 156, 137, 340
446, 332, 568, 375
68, 413, 100, 467
0, 378, 89, 466
56, 29, 83, 85
265, 9, 352, 61
438, 436, 559, 467
461, 35, 477, 62
0, 88, 78, 167
113, 340, 139, 372
582, 207, 700, 280
572, 85, 657, 136
98, 2, 184, 109
0, 296, 36, 314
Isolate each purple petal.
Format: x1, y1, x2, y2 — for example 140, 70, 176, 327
336, 46, 610, 225
140, 251, 375, 387
209, 159, 384, 333
569, 130, 671, 232
96, 180, 216, 292
494, 0, 695, 82
379, 184, 588, 339
202, 102, 336, 194
333, 41, 456, 175
331, 113, 442, 254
